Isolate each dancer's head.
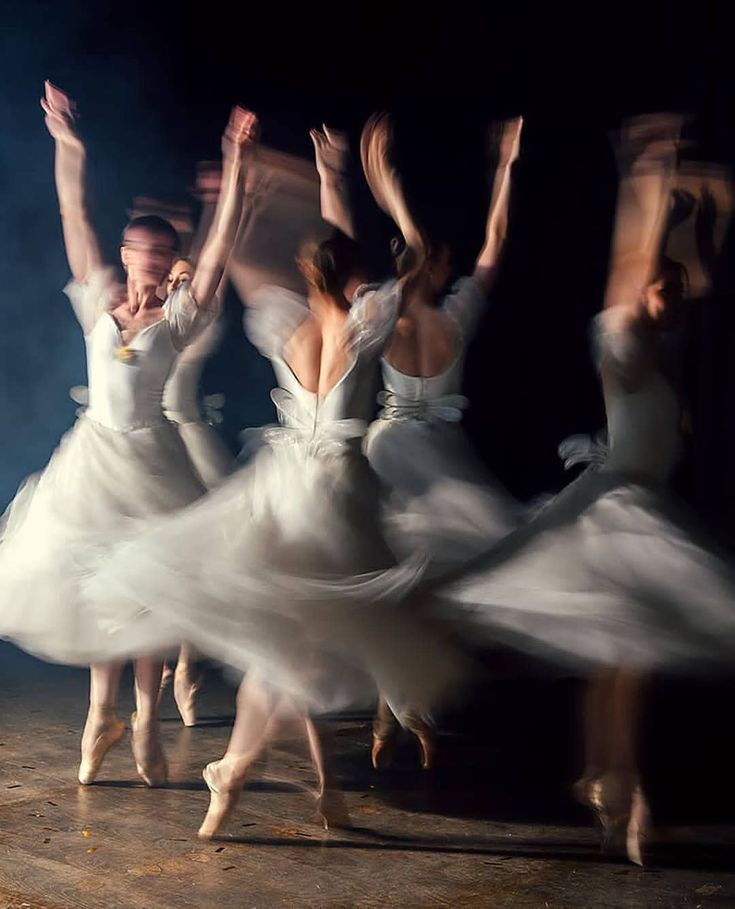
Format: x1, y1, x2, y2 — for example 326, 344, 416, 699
121, 215, 181, 288
167, 257, 194, 296
642, 255, 688, 328
391, 235, 452, 297
297, 231, 363, 307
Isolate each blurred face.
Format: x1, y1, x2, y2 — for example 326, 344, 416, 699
120, 227, 177, 287
167, 258, 193, 296
642, 268, 685, 328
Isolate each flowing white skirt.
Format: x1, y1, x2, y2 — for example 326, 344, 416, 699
0, 415, 205, 665
438, 467, 735, 672
84, 431, 468, 715
365, 418, 522, 577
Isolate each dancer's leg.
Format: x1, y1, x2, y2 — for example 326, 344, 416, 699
79, 662, 126, 785
198, 672, 279, 838
131, 657, 168, 787
173, 642, 200, 726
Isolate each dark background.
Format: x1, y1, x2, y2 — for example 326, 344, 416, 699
2, 0, 735, 824
1, 0, 732, 522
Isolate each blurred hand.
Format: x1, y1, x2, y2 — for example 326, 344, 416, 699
222, 106, 259, 162
310, 125, 349, 177
489, 115, 523, 168
40, 80, 81, 148
360, 111, 395, 215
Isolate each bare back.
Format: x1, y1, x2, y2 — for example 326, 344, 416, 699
384, 302, 461, 378
282, 304, 352, 395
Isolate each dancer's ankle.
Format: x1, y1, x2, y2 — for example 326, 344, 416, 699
87, 703, 118, 720
217, 753, 252, 785
132, 709, 158, 730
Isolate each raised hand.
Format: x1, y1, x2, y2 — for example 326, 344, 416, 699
310, 125, 349, 177
488, 116, 523, 168
191, 107, 260, 311
222, 106, 259, 162
360, 112, 394, 214
613, 112, 685, 176
360, 111, 426, 269
40, 80, 81, 148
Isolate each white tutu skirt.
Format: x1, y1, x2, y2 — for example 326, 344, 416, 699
438, 468, 735, 672
365, 419, 522, 577
0, 415, 205, 665
84, 435, 468, 715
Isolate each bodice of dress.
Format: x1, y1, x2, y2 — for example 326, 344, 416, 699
594, 310, 681, 483
376, 276, 485, 423
65, 269, 211, 432
245, 282, 402, 449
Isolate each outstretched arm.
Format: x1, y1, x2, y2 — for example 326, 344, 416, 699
603, 114, 681, 311
191, 107, 258, 310
473, 116, 523, 295
311, 125, 355, 239
41, 81, 103, 282
600, 115, 683, 391
360, 112, 427, 266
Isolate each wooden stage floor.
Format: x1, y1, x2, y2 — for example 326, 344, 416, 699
1, 644, 734, 908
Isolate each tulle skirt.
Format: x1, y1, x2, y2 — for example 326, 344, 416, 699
0, 415, 205, 665
438, 467, 735, 673
365, 418, 522, 577
83, 432, 468, 715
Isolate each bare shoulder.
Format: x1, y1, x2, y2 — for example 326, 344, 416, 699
284, 310, 320, 353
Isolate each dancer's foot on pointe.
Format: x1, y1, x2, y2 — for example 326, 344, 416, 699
315, 787, 351, 831
403, 712, 436, 771
130, 711, 168, 787
78, 706, 125, 785
198, 759, 248, 839
173, 663, 200, 727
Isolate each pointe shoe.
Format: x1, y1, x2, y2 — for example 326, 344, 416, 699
315, 787, 351, 831
173, 665, 200, 727
371, 729, 396, 771
78, 713, 126, 785
410, 728, 435, 771
403, 713, 436, 771
371, 705, 399, 770
626, 783, 651, 867
573, 773, 631, 853
198, 760, 244, 839
160, 664, 173, 691
130, 712, 168, 787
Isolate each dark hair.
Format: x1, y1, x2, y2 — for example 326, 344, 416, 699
656, 254, 690, 299
389, 235, 419, 279
121, 215, 181, 253
389, 234, 453, 281
667, 189, 697, 233
298, 231, 361, 299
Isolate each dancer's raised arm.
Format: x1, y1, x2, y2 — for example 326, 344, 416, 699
473, 116, 523, 295
41, 81, 104, 282
191, 107, 259, 310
